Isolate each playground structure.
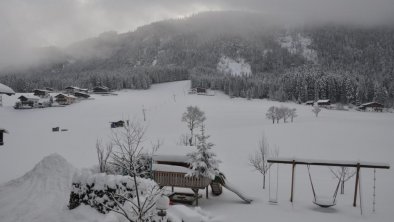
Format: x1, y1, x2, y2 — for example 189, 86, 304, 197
267, 157, 390, 208
152, 155, 252, 205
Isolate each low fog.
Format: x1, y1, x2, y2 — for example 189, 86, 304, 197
1, 0, 393, 71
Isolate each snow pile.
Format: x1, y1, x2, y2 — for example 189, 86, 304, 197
70, 171, 159, 214
0, 153, 80, 222
168, 205, 221, 222
277, 34, 318, 63
217, 56, 252, 77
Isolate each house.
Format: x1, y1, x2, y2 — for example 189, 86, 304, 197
358, 102, 384, 112
15, 95, 39, 108
0, 128, 9, 146
55, 94, 76, 105
305, 100, 315, 106
316, 99, 331, 106
188, 87, 207, 95
33, 89, 50, 97
64, 86, 88, 94
45, 87, 54, 92
74, 92, 90, 99
93, 86, 110, 93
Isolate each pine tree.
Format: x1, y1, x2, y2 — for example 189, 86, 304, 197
186, 124, 220, 179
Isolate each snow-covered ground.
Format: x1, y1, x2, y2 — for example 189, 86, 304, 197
0, 80, 393, 221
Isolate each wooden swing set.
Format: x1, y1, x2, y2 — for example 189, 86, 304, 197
267, 157, 390, 208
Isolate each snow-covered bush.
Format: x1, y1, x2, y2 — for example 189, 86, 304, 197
69, 171, 160, 219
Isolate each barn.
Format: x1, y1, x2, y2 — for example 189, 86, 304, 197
55, 94, 76, 105
358, 102, 384, 112
93, 86, 110, 93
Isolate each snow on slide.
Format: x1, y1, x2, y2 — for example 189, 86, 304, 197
222, 179, 252, 204
0, 154, 109, 222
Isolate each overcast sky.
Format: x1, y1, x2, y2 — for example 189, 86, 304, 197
0, 0, 393, 69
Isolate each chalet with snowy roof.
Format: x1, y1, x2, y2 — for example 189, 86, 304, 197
65, 86, 88, 94
358, 102, 384, 112
15, 95, 39, 108
0, 128, 9, 146
305, 100, 314, 106
33, 89, 50, 97
74, 91, 90, 99
55, 94, 76, 105
316, 99, 331, 106
93, 86, 110, 93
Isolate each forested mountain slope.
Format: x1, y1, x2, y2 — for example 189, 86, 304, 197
1, 11, 393, 106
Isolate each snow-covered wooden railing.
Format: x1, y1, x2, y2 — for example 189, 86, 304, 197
153, 171, 211, 189
152, 162, 212, 205
152, 164, 211, 189
267, 157, 390, 207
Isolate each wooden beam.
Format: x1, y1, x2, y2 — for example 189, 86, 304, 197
353, 163, 361, 207
290, 160, 296, 202
268, 158, 390, 169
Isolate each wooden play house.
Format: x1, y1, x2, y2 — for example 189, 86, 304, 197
152, 155, 211, 205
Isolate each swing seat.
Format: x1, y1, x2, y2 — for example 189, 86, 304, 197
313, 196, 336, 208
268, 198, 278, 205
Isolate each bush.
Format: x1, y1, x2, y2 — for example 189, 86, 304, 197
68, 171, 158, 214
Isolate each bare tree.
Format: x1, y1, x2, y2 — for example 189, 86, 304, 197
103, 184, 162, 222
109, 120, 161, 221
96, 139, 113, 173
279, 106, 290, 123
312, 105, 321, 117
266, 106, 276, 124
329, 167, 356, 194
249, 134, 278, 189
181, 106, 206, 145
289, 108, 297, 122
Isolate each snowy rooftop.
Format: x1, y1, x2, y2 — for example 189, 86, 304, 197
152, 163, 190, 173
0, 128, 9, 133
0, 83, 15, 95
152, 155, 190, 163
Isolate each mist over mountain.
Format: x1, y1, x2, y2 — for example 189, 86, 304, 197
1, 11, 393, 105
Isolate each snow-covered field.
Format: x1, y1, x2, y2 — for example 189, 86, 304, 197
0, 80, 393, 222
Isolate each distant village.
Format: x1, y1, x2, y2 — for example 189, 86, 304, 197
14, 85, 113, 109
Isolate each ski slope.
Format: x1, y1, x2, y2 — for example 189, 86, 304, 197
0, 80, 393, 221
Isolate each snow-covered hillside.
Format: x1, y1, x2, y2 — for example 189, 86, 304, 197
217, 56, 252, 76
0, 81, 393, 222
277, 33, 318, 63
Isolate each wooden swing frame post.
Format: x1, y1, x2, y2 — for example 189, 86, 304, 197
353, 163, 361, 207
290, 160, 296, 202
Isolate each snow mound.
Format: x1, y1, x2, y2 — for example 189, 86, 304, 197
4, 153, 74, 187
217, 56, 252, 77
0, 154, 85, 222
